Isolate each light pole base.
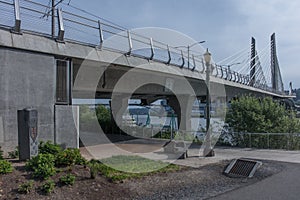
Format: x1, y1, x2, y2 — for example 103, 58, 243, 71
203, 148, 215, 157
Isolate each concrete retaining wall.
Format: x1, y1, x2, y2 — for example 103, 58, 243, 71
55, 105, 79, 149
0, 47, 55, 152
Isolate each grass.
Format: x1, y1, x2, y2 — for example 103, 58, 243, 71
93, 155, 180, 182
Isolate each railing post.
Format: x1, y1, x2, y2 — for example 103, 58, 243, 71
127, 30, 133, 55
180, 50, 185, 68
192, 55, 196, 71
150, 38, 154, 60
215, 65, 219, 77
166, 45, 171, 64
12, 0, 21, 34
57, 8, 65, 42
98, 20, 104, 49
201, 59, 205, 73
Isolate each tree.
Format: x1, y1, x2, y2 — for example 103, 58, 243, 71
226, 96, 300, 133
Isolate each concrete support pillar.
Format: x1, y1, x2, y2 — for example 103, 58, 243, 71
168, 95, 195, 133
110, 94, 130, 133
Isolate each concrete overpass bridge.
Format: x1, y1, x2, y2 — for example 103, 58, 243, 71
0, 0, 294, 152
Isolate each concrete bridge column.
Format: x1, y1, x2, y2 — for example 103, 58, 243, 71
168, 95, 196, 133
110, 94, 130, 133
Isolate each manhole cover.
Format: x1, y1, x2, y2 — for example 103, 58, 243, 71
224, 158, 262, 178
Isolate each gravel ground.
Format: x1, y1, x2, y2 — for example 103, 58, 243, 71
124, 160, 285, 200
0, 159, 285, 199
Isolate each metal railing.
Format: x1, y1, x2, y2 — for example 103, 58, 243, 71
0, 0, 282, 93
217, 132, 300, 150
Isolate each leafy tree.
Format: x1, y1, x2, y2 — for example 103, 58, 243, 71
96, 105, 112, 133
226, 96, 300, 133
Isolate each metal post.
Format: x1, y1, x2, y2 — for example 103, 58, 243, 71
150, 38, 154, 60
12, 0, 21, 33
98, 20, 104, 49
187, 45, 190, 69
192, 55, 196, 71
57, 8, 64, 41
51, 0, 55, 38
167, 45, 171, 64
180, 50, 185, 68
127, 30, 133, 55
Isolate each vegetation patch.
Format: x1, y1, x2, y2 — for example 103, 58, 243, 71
88, 155, 180, 182
40, 179, 55, 195
59, 173, 76, 186
25, 153, 56, 180
0, 160, 13, 174
18, 180, 34, 194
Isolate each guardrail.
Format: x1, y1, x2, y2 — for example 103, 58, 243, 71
0, 0, 282, 94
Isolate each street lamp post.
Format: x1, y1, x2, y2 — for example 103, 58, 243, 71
175, 41, 205, 69
203, 48, 215, 157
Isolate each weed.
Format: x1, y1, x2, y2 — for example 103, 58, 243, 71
59, 174, 76, 186
8, 146, 19, 159
18, 180, 34, 194
40, 179, 55, 195
0, 160, 13, 174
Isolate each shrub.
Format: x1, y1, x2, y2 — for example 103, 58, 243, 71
55, 148, 86, 167
40, 179, 55, 195
87, 159, 101, 179
59, 174, 76, 186
39, 141, 62, 155
0, 160, 13, 174
25, 154, 56, 179
18, 180, 34, 194
8, 146, 19, 159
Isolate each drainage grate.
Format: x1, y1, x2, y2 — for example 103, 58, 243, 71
224, 159, 262, 178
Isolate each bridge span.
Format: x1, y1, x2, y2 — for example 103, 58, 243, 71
0, 0, 294, 152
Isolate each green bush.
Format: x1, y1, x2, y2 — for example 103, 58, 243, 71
59, 174, 76, 186
96, 105, 112, 134
40, 179, 55, 195
39, 141, 62, 155
55, 148, 86, 167
226, 96, 300, 133
87, 159, 101, 179
8, 146, 19, 159
0, 160, 13, 174
25, 154, 56, 179
18, 180, 34, 194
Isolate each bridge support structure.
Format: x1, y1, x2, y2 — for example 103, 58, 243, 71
249, 37, 256, 87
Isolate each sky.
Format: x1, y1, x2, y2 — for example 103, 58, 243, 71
68, 0, 300, 89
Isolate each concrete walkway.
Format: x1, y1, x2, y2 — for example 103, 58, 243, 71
211, 162, 300, 200
173, 146, 300, 167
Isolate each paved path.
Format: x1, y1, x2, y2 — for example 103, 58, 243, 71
211, 162, 300, 200
173, 146, 300, 167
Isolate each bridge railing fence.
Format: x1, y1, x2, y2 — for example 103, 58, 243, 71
0, 0, 286, 95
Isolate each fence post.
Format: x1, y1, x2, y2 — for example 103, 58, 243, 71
267, 133, 270, 149
12, 0, 21, 34
127, 30, 133, 55
249, 133, 252, 148
98, 20, 104, 49
57, 8, 65, 42
150, 38, 154, 60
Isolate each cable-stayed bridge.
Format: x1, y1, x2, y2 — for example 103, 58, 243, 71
0, 0, 294, 151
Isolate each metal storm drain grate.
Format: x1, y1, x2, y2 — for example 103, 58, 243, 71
224, 159, 262, 178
